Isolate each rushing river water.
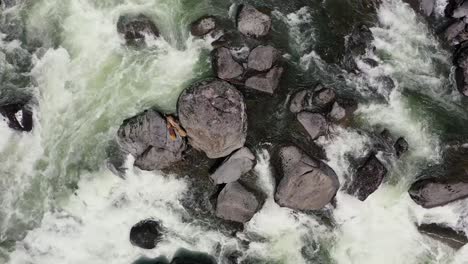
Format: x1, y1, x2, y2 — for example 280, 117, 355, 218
1, 0, 468, 263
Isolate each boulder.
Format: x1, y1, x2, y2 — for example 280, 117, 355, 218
117, 109, 186, 171
216, 181, 260, 223
394, 137, 409, 158
348, 154, 387, 201
171, 248, 217, 264
247, 45, 281, 72
117, 14, 159, 45
210, 147, 256, 184
289, 86, 336, 114
274, 146, 339, 211
178, 79, 247, 159
444, 20, 466, 42
446, 0, 465, 17
453, 1, 468, 18
297, 112, 328, 140
455, 67, 468, 96
329, 102, 347, 122
130, 219, 163, 249
0, 104, 33, 132
190, 16, 217, 37
237, 5, 272, 38
409, 178, 468, 208
245, 66, 283, 94
418, 223, 468, 249
212, 47, 244, 81
404, 0, 435, 16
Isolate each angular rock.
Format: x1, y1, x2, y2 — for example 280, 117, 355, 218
394, 137, 409, 157
313, 87, 337, 111
274, 146, 339, 211
245, 66, 283, 94
446, 0, 465, 17
445, 20, 466, 42
290, 86, 337, 114
348, 154, 387, 201
247, 45, 281, 72
178, 79, 247, 159
405, 0, 435, 16
117, 109, 186, 171
117, 14, 159, 45
409, 178, 468, 208
212, 47, 244, 81
329, 102, 347, 122
453, 1, 468, 18
0, 104, 33, 132
297, 112, 328, 140
130, 219, 163, 249
237, 5, 272, 38
418, 223, 468, 249
190, 16, 217, 37
210, 147, 255, 184
216, 181, 260, 223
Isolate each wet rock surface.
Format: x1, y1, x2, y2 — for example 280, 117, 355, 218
237, 5, 272, 38
130, 219, 164, 249
212, 47, 244, 81
117, 14, 159, 45
0, 103, 33, 132
297, 112, 328, 140
348, 154, 387, 201
245, 66, 284, 94
290, 86, 337, 114
190, 16, 217, 37
210, 147, 255, 184
178, 79, 247, 159
274, 146, 339, 211
216, 181, 260, 223
418, 223, 468, 249
409, 177, 468, 208
247, 45, 281, 72
117, 109, 186, 171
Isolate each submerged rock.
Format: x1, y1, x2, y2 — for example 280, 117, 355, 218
348, 154, 387, 201
418, 223, 468, 249
190, 16, 217, 37
178, 79, 247, 159
212, 47, 244, 81
0, 103, 33, 132
297, 112, 328, 140
247, 45, 281, 72
171, 248, 217, 264
237, 5, 272, 38
274, 146, 339, 211
210, 147, 256, 184
117, 14, 159, 45
344, 24, 374, 71
130, 219, 163, 249
216, 181, 260, 223
394, 137, 409, 158
117, 109, 186, 171
245, 66, 283, 94
409, 178, 468, 208
329, 102, 347, 122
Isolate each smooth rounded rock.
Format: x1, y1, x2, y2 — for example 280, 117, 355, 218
409, 178, 468, 208
130, 220, 163, 249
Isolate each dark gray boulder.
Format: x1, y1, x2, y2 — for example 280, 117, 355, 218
171, 248, 217, 264
237, 5, 272, 38
190, 16, 217, 37
212, 47, 244, 81
245, 66, 283, 94
178, 79, 247, 159
348, 154, 387, 201
117, 109, 186, 171
274, 146, 339, 211
210, 147, 255, 184
395, 137, 409, 158
130, 219, 163, 249
455, 67, 468, 96
117, 14, 159, 45
297, 112, 328, 140
216, 181, 260, 223
409, 178, 468, 208
418, 223, 468, 249
247, 45, 281, 72
0, 103, 33, 132
290, 86, 336, 114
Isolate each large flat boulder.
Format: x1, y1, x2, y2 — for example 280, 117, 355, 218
409, 178, 468, 208
210, 147, 255, 184
297, 112, 328, 140
274, 146, 339, 211
212, 47, 244, 81
245, 66, 283, 94
117, 109, 186, 170
178, 79, 247, 159
247, 45, 281, 72
418, 223, 468, 249
216, 181, 260, 223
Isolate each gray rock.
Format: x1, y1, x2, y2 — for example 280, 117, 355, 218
117, 14, 159, 45
211, 147, 256, 184
212, 47, 244, 81
274, 146, 339, 211
445, 20, 465, 42
453, 1, 468, 18
290, 87, 337, 114
395, 137, 409, 158
409, 178, 468, 208
216, 181, 260, 223
0, 103, 33, 132
418, 223, 468, 249
245, 66, 283, 94
247, 45, 281, 72
348, 154, 387, 201
178, 79, 247, 159
237, 5, 272, 38
190, 16, 216, 37
329, 102, 347, 122
297, 112, 328, 140
455, 67, 468, 97
117, 109, 186, 170
130, 219, 163, 249
404, 0, 435, 16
